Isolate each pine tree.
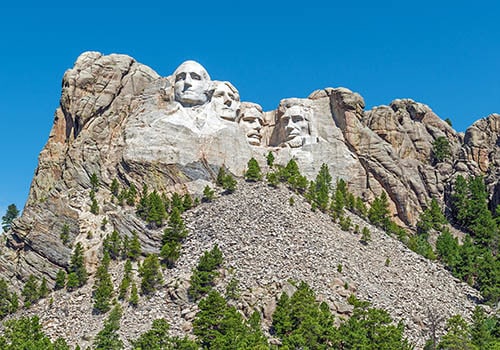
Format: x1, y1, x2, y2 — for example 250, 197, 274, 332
139, 254, 163, 295
100, 217, 108, 231
162, 207, 188, 244
127, 183, 137, 206
245, 157, 262, 181
202, 185, 215, 202
0, 278, 18, 319
93, 305, 124, 349
90, 198, 99, 215
266, 151, 275, 167
436, 229, 461, 269
0, 316, 69, 349
54, 269, 66, 290
68, 242, 87, 290
2, 204, 19, 232
60, 223, 70, 246
182, 193, 193, 210
130, 318, 171, 349
216, 167, 226, 187
160, 207, 187, 268
118, 260, 132, 301
193, 290, 268, 349
354, 197, 368, 218
38, 277, 49, 299
146, 191, 167, 227
66, 273, 79, 291
222, 173, 237, 193
21, 275, 39, 308
331, 181, 346, 219
431, 136, 451, 164
339, 295, 412, 349
93, 253, 114, 314
90, 172, 100, 191
272, 292, 292, 336
312, 163, 332, 211
272, 282, 340, 348
368, 192, 391, 230
437, 315, 475, 350
451, 175, 469, 226
110, 178, 120, 197
103, 230, 122, 260
160, 241, 181, 269
470, 306, 496, 348
408, 235, 436, 260
127, 231, 141, 260
285, 159, 301, 180
129, 282, 139, 307
266, 171, 279, 188
188, 245, 223, 301
361, 227, 371, 244
468, 176, 498, 250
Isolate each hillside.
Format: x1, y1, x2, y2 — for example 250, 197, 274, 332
6, 180, 481, 349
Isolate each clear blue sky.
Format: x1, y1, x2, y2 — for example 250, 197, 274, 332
1, 2, 499, 215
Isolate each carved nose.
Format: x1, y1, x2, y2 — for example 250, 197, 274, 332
224, 99, 232, 107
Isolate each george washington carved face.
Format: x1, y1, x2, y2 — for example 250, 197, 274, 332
173, 60, 211, 107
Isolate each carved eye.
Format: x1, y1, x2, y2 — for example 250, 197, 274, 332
228, 94, 235, 100
242, 116, 256, 122
175, 72, 186, 82
190, 72, 201, 80
292, 115, 304, 123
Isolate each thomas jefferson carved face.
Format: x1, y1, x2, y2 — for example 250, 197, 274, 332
239, 103, 264, 146
279, 105, 312, 148
212, 81, 240, 121
173, 60, 211, 107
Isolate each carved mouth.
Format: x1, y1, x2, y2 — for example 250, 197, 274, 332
286, 132, 300, 140
247, 131, 261, 140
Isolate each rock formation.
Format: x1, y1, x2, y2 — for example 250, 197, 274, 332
1, 51, 499, 347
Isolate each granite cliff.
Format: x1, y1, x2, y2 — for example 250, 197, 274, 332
1, 52, 498, 347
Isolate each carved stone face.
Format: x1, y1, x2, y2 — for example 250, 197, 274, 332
173, 60, 211, 107
212, 81, 240, 121
279, 105, 311, 147
239, 104, 264, 146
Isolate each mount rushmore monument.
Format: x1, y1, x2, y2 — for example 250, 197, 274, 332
3, 51, 498, 287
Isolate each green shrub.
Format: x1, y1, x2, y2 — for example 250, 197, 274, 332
245, 157, 262, 181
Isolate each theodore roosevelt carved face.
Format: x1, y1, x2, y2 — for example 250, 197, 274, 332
212, 81, 240, 121
238, 103, 264, 146
173, 60, 211, 107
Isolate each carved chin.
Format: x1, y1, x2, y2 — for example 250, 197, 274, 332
286, 136, 304, 148
176, 93, 207, 107
215, 107, 237, 121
